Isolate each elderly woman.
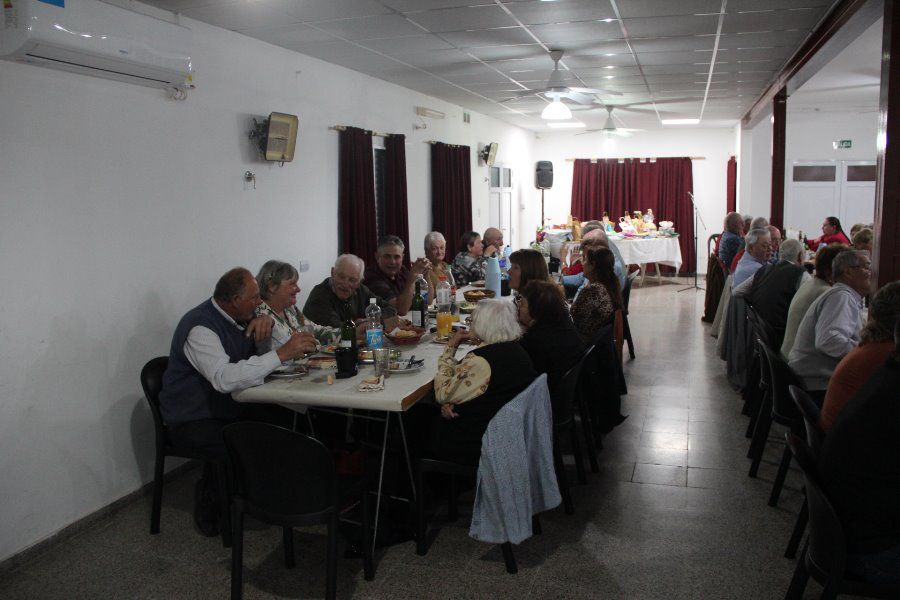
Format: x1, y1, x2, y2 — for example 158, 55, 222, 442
570, 245, 623, 343
255, 260, 307, 353
852, 228, 874, 254
450, 231, 488, 286
424, 231, 453, 298
517, 281, 585, 392
508, 249, 550, 293
718, 211, 745, 271
428, 299, 537, 465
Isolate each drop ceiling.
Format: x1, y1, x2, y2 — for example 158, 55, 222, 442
141, 0, 841, 131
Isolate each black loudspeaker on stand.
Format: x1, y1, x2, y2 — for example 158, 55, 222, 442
678, 191, 706, 292
535, 161, 553, 226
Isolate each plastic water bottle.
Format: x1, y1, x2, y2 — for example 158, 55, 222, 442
364, 298, 383, 349
485, 256, 501, 298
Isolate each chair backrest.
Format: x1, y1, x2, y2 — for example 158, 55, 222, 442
757, 339, 802, 425
789, 385, 824, 454
708, 233, 721, 255
223, 422, 336, 517
623, 270, 638, 313
550, 345, 592, 426
141, 356, 169, 440
786, 434, 848, 580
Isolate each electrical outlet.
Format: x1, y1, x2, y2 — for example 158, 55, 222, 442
297, 259, 310, 273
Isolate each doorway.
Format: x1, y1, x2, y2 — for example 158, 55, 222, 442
488, 165, 514, 246
785, 160, 875, 236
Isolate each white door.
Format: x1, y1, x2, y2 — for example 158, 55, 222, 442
488, 165, 514, 245
786, 161, 840, 236
839, 161, 876, 228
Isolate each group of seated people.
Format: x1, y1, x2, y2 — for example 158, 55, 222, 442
157, 225, 628, 537
712, 212, 899, 584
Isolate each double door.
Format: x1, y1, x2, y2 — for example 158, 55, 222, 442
785, 160, 876, 236
488, 165, 514, 246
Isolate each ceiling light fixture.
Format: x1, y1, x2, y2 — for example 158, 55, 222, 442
604, 53, 616, 56
604, 65, 615, 69
661, 118, 700, 125
541, 99, 572, 120
601, 18, 616, 22
547, 121, 586, 128
605, 75, 614, 79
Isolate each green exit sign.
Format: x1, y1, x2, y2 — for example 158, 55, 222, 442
833, 139, 852, 149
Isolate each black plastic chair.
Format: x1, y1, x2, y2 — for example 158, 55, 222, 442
551, 350, 592, 512
784, 385, 825, 560
141, 356, 232, 546
622, 270, 638, 359
784, 435, 900, 600
747, 340, 805, 507
223, 422, 373, 600
570, 344, 598, 473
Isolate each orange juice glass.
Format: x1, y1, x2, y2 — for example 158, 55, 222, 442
436, 312, 453, 338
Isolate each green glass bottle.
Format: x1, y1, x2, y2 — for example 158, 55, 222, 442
340, 307, 357, 351
411, 278, 426, 328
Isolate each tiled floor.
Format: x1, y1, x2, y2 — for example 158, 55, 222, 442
1, 280, 828, 599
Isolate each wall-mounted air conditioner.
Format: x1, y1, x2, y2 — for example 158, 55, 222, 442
1, 0, 193, 90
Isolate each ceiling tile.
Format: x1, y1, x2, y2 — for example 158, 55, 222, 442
629, 36, 717, 53
562, 53, 636, 68
623, 15, 721, 38
575, 65, 643, 78
180, 1, 293, 30
728, 0, 830, 10
729, 47, 794, 62
322, 52, 407, 73
722, 8, 823, 34
277, 0, 392, 22
486, 56, 559, 73
360, 35, 455, 54
634, 50, 714, 66
616, 0, 722, 18
505, 0, 617, 25
467, 44, 545, 61
382, 0, 479, 11
288, 39, 377, 59
440, 27, 536, 48
312, 14, 427, 41
236, 22, 339, 45
718, 30, 808, 49
552, 40, 632, 56
642, 63, 706, 74
388, 48, 475, 69
405, 5, 517, 33
529, 20, 624, 44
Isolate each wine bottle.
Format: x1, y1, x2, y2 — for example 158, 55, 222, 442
340, 309, 357, 351
411, 279, 426, 328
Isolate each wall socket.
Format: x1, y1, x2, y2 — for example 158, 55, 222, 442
297, 259, 310, 272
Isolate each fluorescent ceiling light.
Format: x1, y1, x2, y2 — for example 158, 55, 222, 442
661, 118, 700, 125
604, 65, 615, 69
605, 75, 614, 79
541, 100, 572, 120
601, 18, 616, 22
547, 122, 586, 129
604, 53, 616, 56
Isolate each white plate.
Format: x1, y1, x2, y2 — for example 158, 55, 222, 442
269, 366, 308, 379
389, 363, 424, 375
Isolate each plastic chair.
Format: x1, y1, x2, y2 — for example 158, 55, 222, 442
784, 385, 825, 560
784, 435, 900, 600
223, 422, 374, 600
747, 340, 805, 507
550, 348, 591, 507
622, 270, 638, 359
140, 356, 232, 546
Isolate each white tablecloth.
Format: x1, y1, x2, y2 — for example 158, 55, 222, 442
610, 237, 683, 271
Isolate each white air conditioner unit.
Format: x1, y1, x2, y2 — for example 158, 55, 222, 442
1, 0, 193, 90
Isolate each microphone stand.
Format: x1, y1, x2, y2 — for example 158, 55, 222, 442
678, 191, 706, 292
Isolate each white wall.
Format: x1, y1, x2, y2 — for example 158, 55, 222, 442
532, 128, 738, 272
740, 114, 774, 219
0, 14, 533, 562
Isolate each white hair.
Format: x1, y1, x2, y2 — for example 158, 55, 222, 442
779, 239, 803, 264
745, 228, 770, 247
424, 231, 445, 251
750, 216, 769, 230
334, 253, 364, 277
832, 249, 868, 280
469, 299, 522, 344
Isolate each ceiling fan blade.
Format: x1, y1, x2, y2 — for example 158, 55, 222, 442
563, 91, 597, 105
499, 89, 543, 102
569, 86, 623, 96
575, 129, 604, 136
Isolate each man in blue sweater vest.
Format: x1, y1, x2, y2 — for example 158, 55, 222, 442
160, 267, 315, 534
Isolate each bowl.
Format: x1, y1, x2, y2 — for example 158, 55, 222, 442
463, 289, 496, 303
385, 327, 426, 346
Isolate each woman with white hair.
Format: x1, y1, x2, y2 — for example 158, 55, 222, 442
427, 298, 537, 465
423, 231, 452, 298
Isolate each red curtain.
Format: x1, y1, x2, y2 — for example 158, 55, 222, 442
338, 127, 378, 261
384, 134, 410, 267
431, 143, 472, 258
726, 156, 737, 213
570, 157, 695, 273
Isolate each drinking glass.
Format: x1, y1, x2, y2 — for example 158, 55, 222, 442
373, 347, 391, 377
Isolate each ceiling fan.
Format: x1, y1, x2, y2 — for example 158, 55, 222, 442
577, 105, 644, 137
501, 49, 622, 107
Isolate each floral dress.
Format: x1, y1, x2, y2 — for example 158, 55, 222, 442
451, 252, 487, 286
434, 345, 491, 405
255, 302, 305, 353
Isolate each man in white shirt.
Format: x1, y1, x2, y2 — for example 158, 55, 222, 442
732, 228, 772, 287
788, 250, 871, 392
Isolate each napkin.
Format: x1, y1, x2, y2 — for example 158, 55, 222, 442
357, 374, 384, 392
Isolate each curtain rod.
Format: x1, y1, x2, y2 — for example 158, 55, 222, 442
565, 156, 705, 162
329, 125, 392, 137
426, 140, 466, 148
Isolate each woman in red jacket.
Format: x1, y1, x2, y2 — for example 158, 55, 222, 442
809, 216, 852, 249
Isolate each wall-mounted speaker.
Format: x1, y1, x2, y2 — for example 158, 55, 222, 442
479, 142, 498, 166
535, 161, 553, 189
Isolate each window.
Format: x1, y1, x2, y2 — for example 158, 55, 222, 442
846, 165, 876, 182
793, 165, 836, 182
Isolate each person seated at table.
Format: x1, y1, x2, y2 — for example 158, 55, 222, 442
729, 217, 770, 273
809, 216, 852, 249
718, 212, 745, 271
570, 245, 624, 344
363, 235, 432, 315
508, 248, 551, 294
819, 281, 900, 431
819, 323, 900, 584
427, 299, 537, 465
781, 243, 843, 359
562, 222, 626, 296
732, 239, 809, 348
423, 231, 452, 298
852, 227, 874, 254
254, 260, 309, 353
451, 231, 488, 286
731, 228, 772, 287
850, 222, 867, 238
742, 214, 754, 235
304, 254, 399, 330
788, 249, 871, 394
159, 267, 316, 535
517, 281, 585, 392
482, 227, 504, 257
767, 225, 782, 263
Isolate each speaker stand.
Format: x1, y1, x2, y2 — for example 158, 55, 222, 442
541, 188, 545, 228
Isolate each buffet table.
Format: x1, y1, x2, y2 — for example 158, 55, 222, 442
610, 237, 683, 286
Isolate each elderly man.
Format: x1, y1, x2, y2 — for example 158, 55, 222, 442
788, 249, 871, 393
563, 221, 627, 296
362, 235, 431, 315
729, 217, 770, 272
482, 227, 504, 257
731, 228, 772, 287
159, 267, 316, 534
304, 254, 398, 329
733, 238, 809, 348
767, 225, 783, 263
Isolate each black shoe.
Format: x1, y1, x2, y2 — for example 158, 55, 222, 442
194, 479, 219, 537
